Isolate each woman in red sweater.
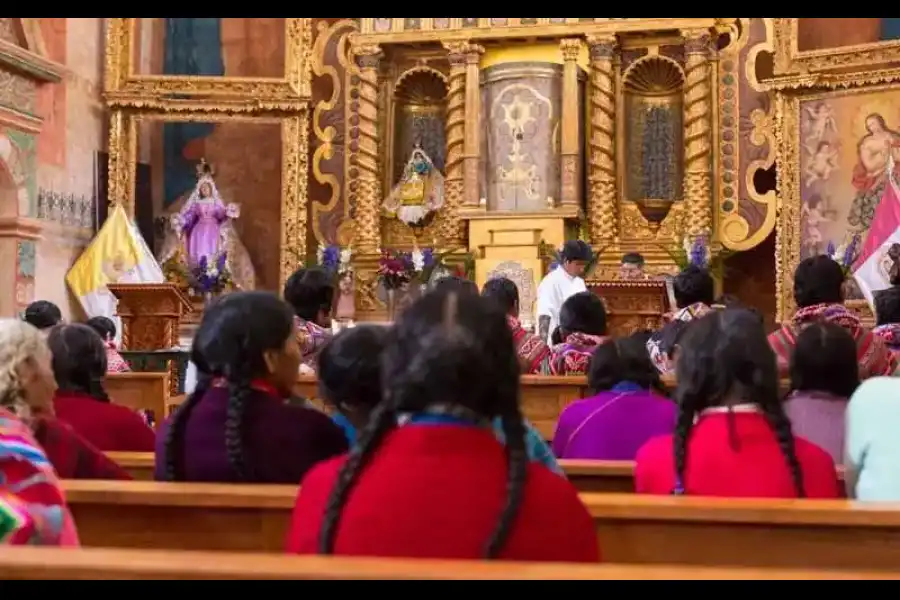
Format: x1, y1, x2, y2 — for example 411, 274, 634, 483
286, 288, 599, 562
635, 308, 841, 498
47, 324, 155, 452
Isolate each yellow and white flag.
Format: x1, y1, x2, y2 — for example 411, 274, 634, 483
65, 203, 165, 319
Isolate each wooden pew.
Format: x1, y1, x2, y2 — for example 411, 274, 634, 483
107, 452, 155, 480
106, 371, 170, 422
1, 547, 895, 580
61, 480, 900, 571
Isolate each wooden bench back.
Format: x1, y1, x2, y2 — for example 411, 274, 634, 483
61, 480, 900, 571
105, 371, 171, 422
3, 546, 893, 580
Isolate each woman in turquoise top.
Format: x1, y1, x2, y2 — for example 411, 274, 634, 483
845, 376, 900, 500
318, 325, 564, 476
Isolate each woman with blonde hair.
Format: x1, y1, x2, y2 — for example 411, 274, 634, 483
0, 319, 128, 482
0, 319, 80, 545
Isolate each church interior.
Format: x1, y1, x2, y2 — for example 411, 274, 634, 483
4, 17, 900, 579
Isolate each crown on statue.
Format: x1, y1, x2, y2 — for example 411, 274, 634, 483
196, 158, 215, 179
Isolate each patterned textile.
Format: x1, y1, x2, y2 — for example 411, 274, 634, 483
294, 316, 332, 371
508, 315, 550, 375
873, 323, 900, 358
548, 332, 608, 375
105, 340, 130, 373
769, 303, 899, 379
647, 302, 714, 374
0, 409, 79, 545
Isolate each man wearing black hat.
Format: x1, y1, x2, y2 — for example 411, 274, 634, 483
536, 240, 593, 344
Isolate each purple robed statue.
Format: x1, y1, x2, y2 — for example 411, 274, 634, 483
158, 159, 257, 292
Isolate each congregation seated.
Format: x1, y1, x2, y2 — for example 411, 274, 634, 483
783, 322, 858, 464
287, 288, 599, 561
318, 324, 563, 476
0, 407, 78, 545
23, 300, 62, 334
548, 291, 609, 375
283, 267, 334, 373
647, 266, 715, 375
84, 316, 130, 373
48, 324, 155, 453
845, 376, 900, 501
481, 277, 550, 375
635, 308, 842, 498
0, 319, 129, 481
156, 291, 347, 483
769, 256, 897, 379
552, 334, 675, 461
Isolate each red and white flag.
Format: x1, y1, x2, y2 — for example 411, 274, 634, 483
854, 158, 900, 305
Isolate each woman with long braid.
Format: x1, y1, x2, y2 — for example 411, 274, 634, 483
286, 288, 598, 561
634, 309, 841, 498
48, 324, 154, 452
155, 292, 347, 483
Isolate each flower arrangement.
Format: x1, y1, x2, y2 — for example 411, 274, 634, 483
826, 234, 861, 277
315, 244, 353, 279
377, 249, 415, 291
189, 252, 232, 296
659, 235, 731, 279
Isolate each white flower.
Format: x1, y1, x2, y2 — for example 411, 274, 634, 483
316, 244, 325, 266
832, 244, 847, 262
225, 203, 241, 219
209, 267, 219, 278
411, 248, 425, 272
339, 247, 352, 266
169, 214, 183, 233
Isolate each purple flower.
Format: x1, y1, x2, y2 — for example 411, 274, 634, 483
421, 248, 435, 269
825, 241, 836, 257
689, 236, 708, 268
321, 245, 341, 274
843, 234, 860, 268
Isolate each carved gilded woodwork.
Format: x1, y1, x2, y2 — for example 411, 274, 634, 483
772, 18, 900, 78
104, 18, 312, 100
682, 29, 714, 237
442, 42, 467, 245
103, 18, 312, 290
585, 34, 618, 244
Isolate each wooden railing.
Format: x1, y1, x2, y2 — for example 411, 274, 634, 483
60, 480, 900, 571
3, 547, 893, 580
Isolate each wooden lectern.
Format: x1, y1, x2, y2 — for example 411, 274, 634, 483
108, 283, 193, 350
586, 279, 671, 337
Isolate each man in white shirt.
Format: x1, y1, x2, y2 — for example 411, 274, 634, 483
536, 240, 593, 344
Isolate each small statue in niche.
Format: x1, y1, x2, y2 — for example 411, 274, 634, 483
334, 270, 356, 325
382, 144, 445, 229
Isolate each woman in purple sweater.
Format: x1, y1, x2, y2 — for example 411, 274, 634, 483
155, 292, 348, 483
552, 334, 676, 460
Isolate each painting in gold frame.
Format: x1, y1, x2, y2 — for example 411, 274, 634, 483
104, 18, 312, 99
772, 18, 900, 78
106, 109, 308, 291
776, 83, 900, 322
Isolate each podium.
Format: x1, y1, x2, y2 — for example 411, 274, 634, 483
586, 279, 671, 338
109, 283, 193, 396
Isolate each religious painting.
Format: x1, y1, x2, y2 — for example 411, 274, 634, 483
797, 88, 900, 293
130, 18, 287, 78
138, 119, 283, 291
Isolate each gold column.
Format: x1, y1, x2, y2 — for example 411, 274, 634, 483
462, 43, 484, 208
106, 109, 137, 218
441, 42, 468, 246
585, 34, 618, 244
682, 29, 713, 237
559, 38, 582, 209
350, 43, 383, 255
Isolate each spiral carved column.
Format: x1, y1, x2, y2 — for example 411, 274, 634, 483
350, 43, 383, 255
442, 42, 469, 246
463, 43, 484, 208
681, 29, 713, 238
585, 34, 618, 244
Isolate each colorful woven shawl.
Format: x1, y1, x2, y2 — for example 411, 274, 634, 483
549, 332, 608, 375
0, 409, 79, 546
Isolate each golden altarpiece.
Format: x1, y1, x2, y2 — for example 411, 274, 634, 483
102, 18, 312, 341
339, 18, 779, 324
765, 18, 900, 324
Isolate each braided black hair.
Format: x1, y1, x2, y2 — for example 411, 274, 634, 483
672, 308, 806, 497
46, 323, 111, 402
162, 343, 210, 481
163, 291, 296, 482
318, 289, 526, 558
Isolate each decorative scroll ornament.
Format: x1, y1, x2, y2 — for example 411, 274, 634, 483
382, 144, 445, 229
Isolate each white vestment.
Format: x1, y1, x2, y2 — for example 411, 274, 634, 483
535, 267, 587, 343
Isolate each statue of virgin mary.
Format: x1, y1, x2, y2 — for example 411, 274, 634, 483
158, 159, 256, 291
382, 144, 445, 229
